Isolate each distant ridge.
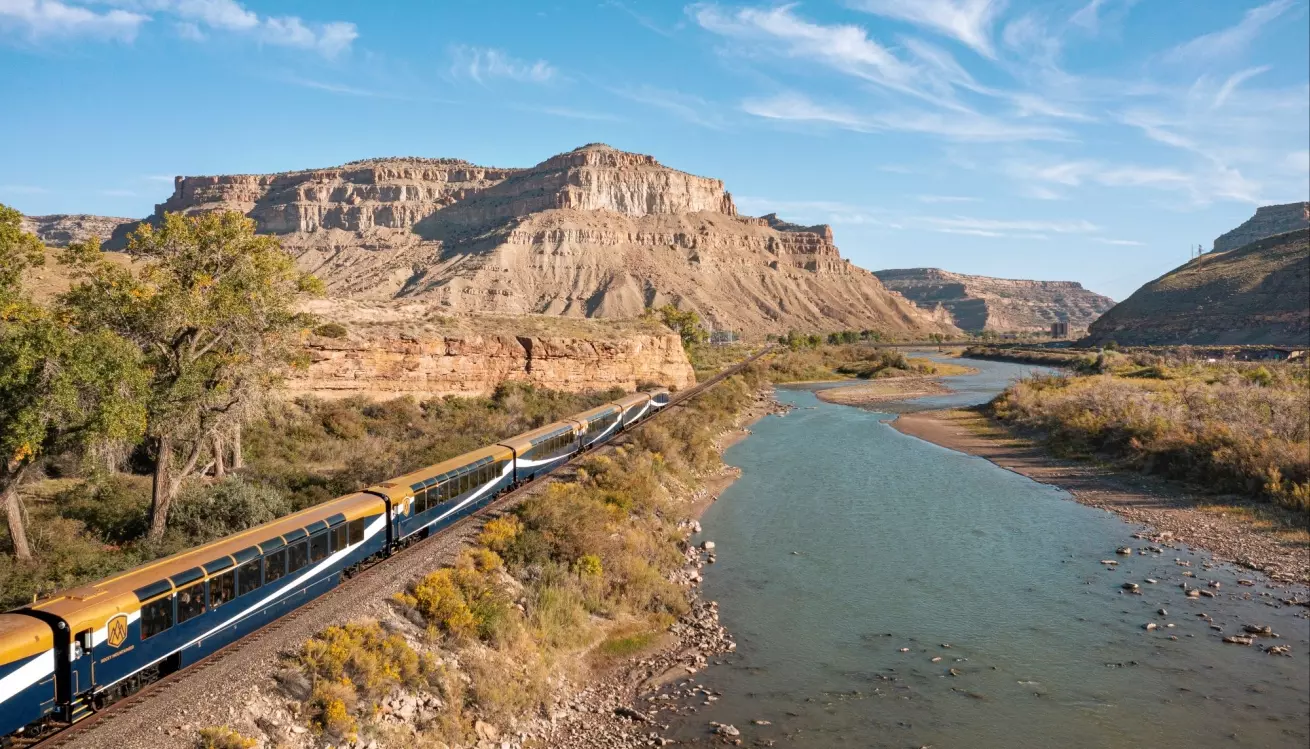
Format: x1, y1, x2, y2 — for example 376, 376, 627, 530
1086, 228, 1309, 346
873, 267, 1115, 333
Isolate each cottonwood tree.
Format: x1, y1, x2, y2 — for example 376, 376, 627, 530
61, 212, 322, 540
0, 205, 148, 559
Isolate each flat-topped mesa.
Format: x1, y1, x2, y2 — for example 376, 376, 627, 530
127, 144, 958, 336
874, 267, 1115, 333
1212, 202, 1309, 254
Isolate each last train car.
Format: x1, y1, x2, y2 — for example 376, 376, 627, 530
0, 613, 57, 740
499, 419, 580, 483
647, 387, 672, 409
613, 392, 652, 429
369, 444, 516, 544
6, 493, 387, 730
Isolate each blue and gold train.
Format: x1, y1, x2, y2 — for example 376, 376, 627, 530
0, 388, 671, 741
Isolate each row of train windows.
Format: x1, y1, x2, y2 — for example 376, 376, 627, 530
139, 518, 367, 640
583, 414, 616, 437
533, 431, 575, 457
413, 461, 506, 514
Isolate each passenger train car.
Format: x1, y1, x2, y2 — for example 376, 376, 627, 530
0, 387, 671, 742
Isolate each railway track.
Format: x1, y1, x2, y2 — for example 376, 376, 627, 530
32, 347, 771, 749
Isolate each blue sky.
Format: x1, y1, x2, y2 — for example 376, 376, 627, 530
1, 1, 1307, 300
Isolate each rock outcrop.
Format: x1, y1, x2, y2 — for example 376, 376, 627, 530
130, 144, 956, 337
1212, 202, 1309, 253
20, 213, 137, 247
285, 300, 695, 399
873, 268, 1115, 333
1086, 229, 1309, 346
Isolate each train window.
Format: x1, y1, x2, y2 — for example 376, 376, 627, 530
140, 596, 173, 639
176, 582, 206, 623
209, 570, 236, 608
332, 524, 347, 552
237, 559, 262, 596
459, 472, 469, 495
265, 549, 288, 583
415, 488, 428, 513
348, 518, 365, 544
309, 532, 329, 563
288, 541, 309, 573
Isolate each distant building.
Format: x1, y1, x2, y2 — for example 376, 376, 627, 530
709, 330, 740, 346
1050, 321, 1069, 338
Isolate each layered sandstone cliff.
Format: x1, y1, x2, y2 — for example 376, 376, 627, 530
285, 300, 695, 399
131, 144, 955, 337
20, 213, 137, 247
1086, 229, 1309, 346
1212, 202, 1309, 253
873, 268, 1115, 333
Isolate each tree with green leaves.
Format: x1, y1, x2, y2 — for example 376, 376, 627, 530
61, 211, 323, 540
0, 205, 149, 559
653, 304, 708, 347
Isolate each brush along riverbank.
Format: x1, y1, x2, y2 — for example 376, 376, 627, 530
185, 369, 783, 749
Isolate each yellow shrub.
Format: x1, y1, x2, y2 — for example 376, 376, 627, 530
479, 515, 521, 553
298, 622, 432, 697
197, 726, 256, 749
310, 682, 358, 741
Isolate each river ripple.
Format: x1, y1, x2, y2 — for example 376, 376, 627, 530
661, 358, 1310, 748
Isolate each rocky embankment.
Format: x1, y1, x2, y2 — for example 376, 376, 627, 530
19, 213, 137, 247
874, 267, 1115, 334
120, 143, 957, 337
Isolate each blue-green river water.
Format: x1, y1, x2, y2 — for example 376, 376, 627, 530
664, 358, 1310, 748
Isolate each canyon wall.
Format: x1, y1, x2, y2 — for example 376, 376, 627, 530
20, 213, 137, 247
286, 330, 695, 400
874, 267, 1115, 333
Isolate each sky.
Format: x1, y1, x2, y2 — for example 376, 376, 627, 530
1, 1, 1307, 300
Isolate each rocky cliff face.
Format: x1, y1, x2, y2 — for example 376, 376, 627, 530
20, 214, 137, 247
1087, 229, 1309, 346
286, 300, 695, 399
1212, 202, 1309, 253
873, 268, 1115, 333
132, 144, 955, 337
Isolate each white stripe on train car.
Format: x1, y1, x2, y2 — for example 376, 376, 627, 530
409, 462, 514, 536
94, 514, 388, 694
0, 648, 54, 703
516, 454, 570, 468
627, 402, 650, 422
587, 417, 621, 445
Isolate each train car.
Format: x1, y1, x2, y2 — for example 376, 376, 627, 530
647, 387, 672, 409
369, 444, 515, 543
498, 420, 580, 483
0, 613, 57, 740
8, 493, 388, 727
574, 404, 623, 450
613, 392, 652, 429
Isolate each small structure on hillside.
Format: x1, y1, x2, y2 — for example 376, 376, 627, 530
1050, 321, 1069, 338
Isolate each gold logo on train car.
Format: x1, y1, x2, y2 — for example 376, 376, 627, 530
107, 614, 128, 648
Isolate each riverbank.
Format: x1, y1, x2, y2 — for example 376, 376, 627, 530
894, 407, 1310, 585
814, 376, 951, 406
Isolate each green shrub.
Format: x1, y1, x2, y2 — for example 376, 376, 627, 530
312, 323, 349, 338
169, 478, 294, 543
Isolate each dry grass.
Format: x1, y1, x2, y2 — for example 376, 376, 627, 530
992, 359, 1310, 512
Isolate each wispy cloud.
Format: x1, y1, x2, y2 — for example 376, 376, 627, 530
0, 0, 147, 42
741, 91, 1067, 141
733, 196, 891, 225
848, 0, 1005, 58
1094, 237, 1145, 246
1163, 0, 1294, 64
277, 74, 439, 102
920, 215, 1098, 237
449, 45, 556, 84
528, 105, 625, 122
2, 1, 358, 55
143, 174, 176, 182
612, 84, 725, 129
1211, 65, 1269, 109
917, 195, 980, 203
0, 184, 51, 194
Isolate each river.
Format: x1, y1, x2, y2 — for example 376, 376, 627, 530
662, 357, 1310, 748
